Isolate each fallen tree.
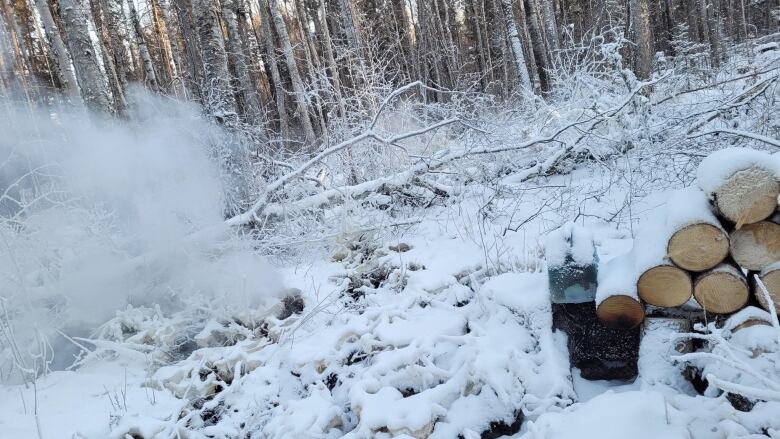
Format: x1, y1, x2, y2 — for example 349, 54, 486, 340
227, 76, 669, 226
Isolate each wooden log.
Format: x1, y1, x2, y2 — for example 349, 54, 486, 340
633, 223, 693, 307
693, 263, 749, 314
714, 167, 778, 228
665, 188, 730, 272
729, 221, 780, 271
596, 253, 645, 329
697, 148, 779, 228
637, 266, 693, 307
754, 264, 780, 313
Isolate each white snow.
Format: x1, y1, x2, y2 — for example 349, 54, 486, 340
544, 221, 596, 267
663, 185, 723, 231
696, 147, 780, 195
631, 221, 673, 275
595, 252, 638, 305
520, 391, 689, 439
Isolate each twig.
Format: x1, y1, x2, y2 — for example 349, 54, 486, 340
687, 129, 780, 148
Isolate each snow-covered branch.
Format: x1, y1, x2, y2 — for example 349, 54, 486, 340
688, 129, 780, 148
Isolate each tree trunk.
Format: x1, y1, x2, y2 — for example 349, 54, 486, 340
524, 0, 551, 93
629, 0, 654, 80
267, 0, 317, 145
222, 0, 261, 123
59, 0, 113, 113
257, 0, 290, 141
318, 0, 346, 119
173, 0, 204, 99
192, 0, 238, 125
33, 0, 80, 97
539, 0, 559, 54
127, 0, 159, 90
155, 0, 189, 97
499, 0, 532, 90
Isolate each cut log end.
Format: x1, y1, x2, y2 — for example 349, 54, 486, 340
667, 223, 729, 272
730, 221, 780, 271
756, 268, 780, 314
637, 265, 693, 307
693, 265, 749, 314
715, 168, 779, 227
597, 295, 645, 329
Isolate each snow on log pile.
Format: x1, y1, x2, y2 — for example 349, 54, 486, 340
596, 253, 644, 329
697, 148, 780, 228
599, 147, 780, 321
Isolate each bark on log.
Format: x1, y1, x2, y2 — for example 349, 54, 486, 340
693, 263, 749, 314
729, 221, 780, 271
713, 167, 779, 228
755, 264, 780, 313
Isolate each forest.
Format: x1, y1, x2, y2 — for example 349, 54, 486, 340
1, 0, 780, 438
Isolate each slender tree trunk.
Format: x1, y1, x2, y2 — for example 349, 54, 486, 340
525, 0, 551, 92
33, 0, 80, 97
173, 0, 203, 99
155, 0, 188, 97
268, 0, 317, 145
318, 0, 346, 119
257, 0, 290, 141
89, 0, 126, 112
59, 0, 113, 113
127, 0, 159, 90
499, 0, 532, 90
222, 0, 261, 123
539, 0, 559, 54
192, 0, 238, 125
629, 0, 654, 79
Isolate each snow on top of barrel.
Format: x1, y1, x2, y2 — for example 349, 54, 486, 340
544, 221, 595, 267
596, 252, 638, 305
696, 147, 779, 195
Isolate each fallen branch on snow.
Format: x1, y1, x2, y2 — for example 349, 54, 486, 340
242, 74, 668, 219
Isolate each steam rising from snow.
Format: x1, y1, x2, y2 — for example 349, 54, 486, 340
0, 93, 280, 341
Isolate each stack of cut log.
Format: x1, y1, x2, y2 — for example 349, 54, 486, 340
597, 147, 780, 329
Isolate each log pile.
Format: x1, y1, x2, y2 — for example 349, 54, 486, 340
548, 147, 780, 381
603, 147, 780, 322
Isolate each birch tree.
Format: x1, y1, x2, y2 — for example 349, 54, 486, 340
221, 0, 261, 122
59, 0, 113, 113
499, 0, 532, 90
630, 0, 654, 79
33, 0, 80, 98
257, 0, 290, 140
267, 0, 317, 145
192, 0, 238, 125
127, 0, 160, 90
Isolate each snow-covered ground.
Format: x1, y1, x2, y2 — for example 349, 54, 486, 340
2, 44, 780, 439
